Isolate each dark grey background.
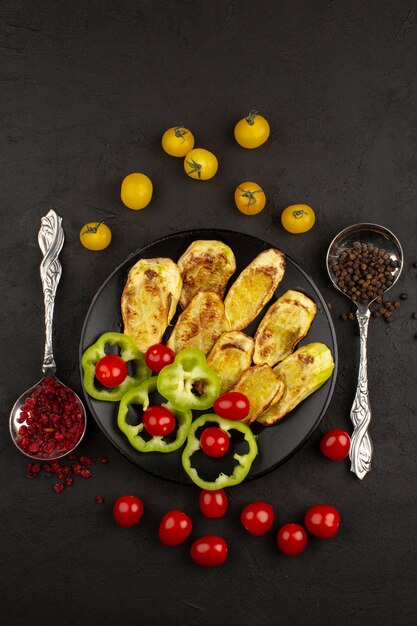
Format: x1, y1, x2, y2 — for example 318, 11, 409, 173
1, 1, 416, 625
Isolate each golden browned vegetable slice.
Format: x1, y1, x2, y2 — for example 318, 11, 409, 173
230, 364, 284, 424
121, 258, 182, 352
257, 342, 335, 426
167, 291, 230, 354
207, 331, 254, 394
253, 290, 316, 366
177, 240, 236, 308
224, 248, 286, 331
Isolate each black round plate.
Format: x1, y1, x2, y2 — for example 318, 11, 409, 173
79, 229, 337, 485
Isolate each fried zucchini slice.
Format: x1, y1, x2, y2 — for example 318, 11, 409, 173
224, 248, 286, 331
121, 258, 182, 352
257, 343, 335, 426
230, 364, 284, 424
177, 240, 236, 308
167, 291, 230, 354
207, 331, 254, 394
253, 290, 316, 366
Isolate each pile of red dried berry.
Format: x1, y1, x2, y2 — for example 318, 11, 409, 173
26, 453, 108, 495
17, 377, 85, 457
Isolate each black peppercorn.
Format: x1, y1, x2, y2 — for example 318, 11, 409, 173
331, 242, 396, 303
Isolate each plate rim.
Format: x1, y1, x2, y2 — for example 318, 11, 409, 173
79, 228, 338, 485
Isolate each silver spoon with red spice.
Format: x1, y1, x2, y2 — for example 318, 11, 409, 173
9, 210, 87, 461
326, 223, 403, 480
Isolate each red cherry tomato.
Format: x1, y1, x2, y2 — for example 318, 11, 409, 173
190, 535, 228, 567
199, 489, 228, 518
158, 509, 192, 546
320, 429, 350, 461
113, 495, 144, 528
200, 427, 230, 458
142, 405, 176, 437
95, 354, 128, 387
240, 501, 275, 536
145, 343, 175, 373
213, 391, 250, 421
304, 504, 340, 539
277, 523, 307, 556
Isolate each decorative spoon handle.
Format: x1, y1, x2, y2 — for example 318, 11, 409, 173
38, 210, 65, 376
349, 309, 373, 479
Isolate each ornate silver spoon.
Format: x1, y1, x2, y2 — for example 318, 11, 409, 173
9, 210, 87, 461
326, 223, 403, 479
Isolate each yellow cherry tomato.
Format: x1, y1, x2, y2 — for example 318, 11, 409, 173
121, 173, 153, 210
80, 222, 112, 251
281, 204, 316, 233
184, 148, 218, 180
162, 127, 195, 157
234, 182, 266, 215
234, 110, 270, 149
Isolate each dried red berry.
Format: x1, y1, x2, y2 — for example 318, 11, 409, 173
81, 469, 92, 479
96, 457, 109, 464
95, 496, 104, 503
79, 455, 94, 465
66, 478, 73, 487
71, 463, 83, 476
53, 483, 65, 494
26, 462, 42, 479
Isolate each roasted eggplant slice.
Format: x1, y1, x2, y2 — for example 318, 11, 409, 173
257, 342, 335, 426
253, 290, 316, 366
230, 364, 284, 424
207, 331, 254, 394
167, 291, 230, 354
121, 258, 182, 352
224, 248, 286, 331
177, 240, 236, 308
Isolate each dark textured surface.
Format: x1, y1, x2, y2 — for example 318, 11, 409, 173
1, 1, 416, 624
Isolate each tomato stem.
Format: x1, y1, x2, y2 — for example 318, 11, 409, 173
238, 187, 263, 207
186, 158, 202, 179
246, 110, 259, 126
292, 209, 308, 219
174, 127, 188, 142
81, 222, 102, 236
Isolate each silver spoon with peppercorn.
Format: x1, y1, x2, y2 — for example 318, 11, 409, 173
326, 223, 403, 479
9, 210, 87, 461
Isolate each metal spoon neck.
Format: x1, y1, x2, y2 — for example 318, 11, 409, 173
42, 364, 57, 377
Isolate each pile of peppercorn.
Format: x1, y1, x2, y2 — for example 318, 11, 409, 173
330, 241, 400, 304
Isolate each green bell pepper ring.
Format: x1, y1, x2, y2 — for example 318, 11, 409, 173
117, 377, 192, 453
81, 331, 150, 401
181, 414, 258, 490
157, 348, 221, 411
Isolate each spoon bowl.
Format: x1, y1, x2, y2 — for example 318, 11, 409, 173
9, 377, 87, 461
326, 222, 403, 310
326, 222, 403, 480
9, 210, 88, 461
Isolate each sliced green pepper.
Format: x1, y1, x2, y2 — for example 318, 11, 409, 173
117, 377, 192, 453
181, 414, 258, 490
81, 331, 150, 401
157, 348, 221, 411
